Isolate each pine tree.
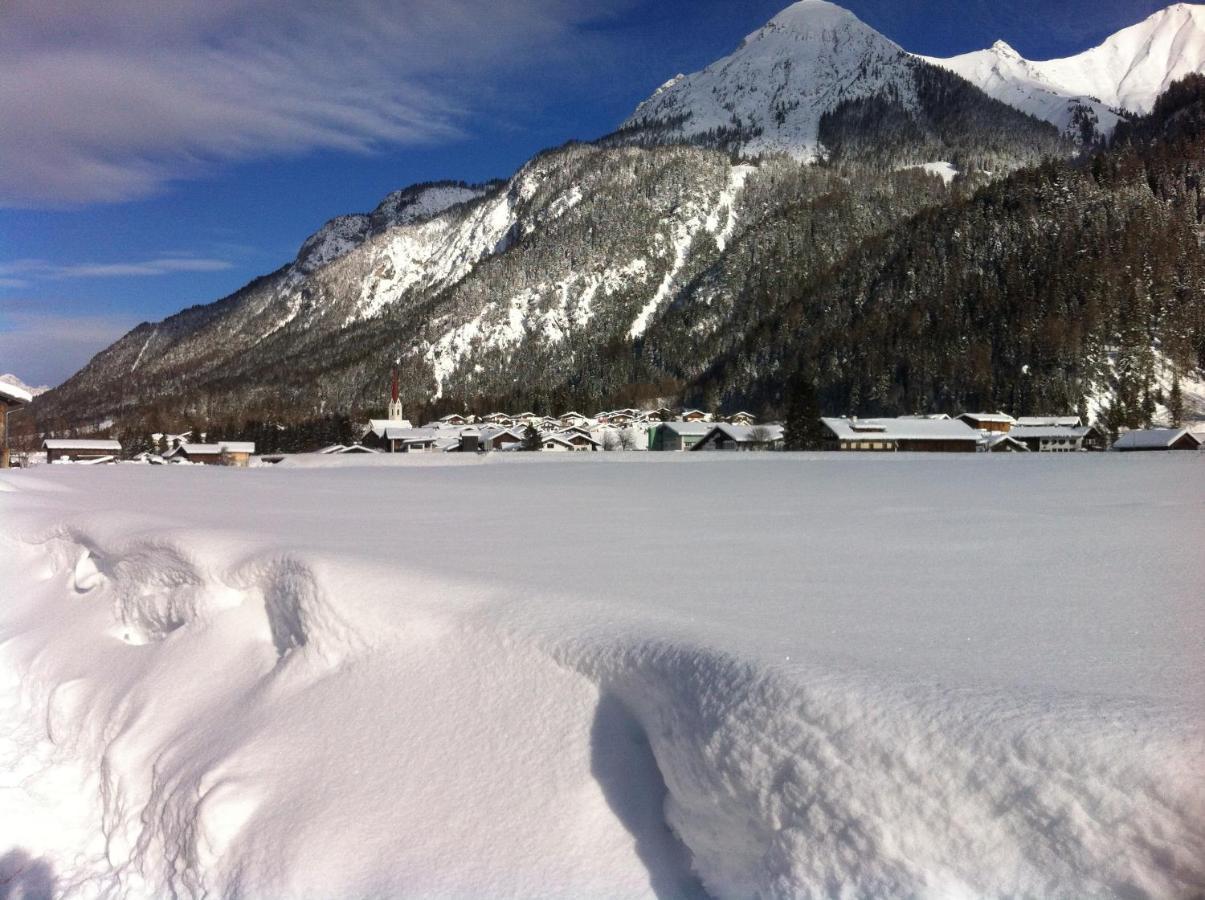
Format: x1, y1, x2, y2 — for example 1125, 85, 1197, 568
782, 369, 827, 450
523, 424, 543, 452
1168, 376, 1184, 426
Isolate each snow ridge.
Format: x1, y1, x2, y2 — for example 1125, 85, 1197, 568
926, 3, 1205, 140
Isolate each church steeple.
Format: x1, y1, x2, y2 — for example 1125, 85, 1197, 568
388, 365, 403, 422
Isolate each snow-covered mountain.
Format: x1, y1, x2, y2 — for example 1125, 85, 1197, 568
927, 3, 1205, 141
0, 373, 49, 397
621, 0, 922, 159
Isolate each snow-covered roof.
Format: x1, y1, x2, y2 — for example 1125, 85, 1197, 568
657, 421, 714, 436
982, 434, 1029, 451
1112, 428, 1200, 450
959, 412, 1016, 424
821, 418, 979, 442
0, 380, 33, 405
383, 427, 438, 442
169, 441, 255, 456
1009, 426, 1092, 441
698, 424, 784, 445
43, 438, 122, 451
1015, 416, 1081, 428
367, 418, 413, 436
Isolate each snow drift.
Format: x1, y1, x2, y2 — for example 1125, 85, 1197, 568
1, 455, 1203, 897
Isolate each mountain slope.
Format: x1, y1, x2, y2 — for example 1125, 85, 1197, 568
689, 77, 1205, 425
926, 4, 1205, 142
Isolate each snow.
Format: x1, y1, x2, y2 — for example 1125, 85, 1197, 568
1, 455, 1202, 897
0, 374, 45, 400
622, 0, 919, 160
927, 4, 1205, 138
0, 378, 33, 405
629, 164, 755, 339
901, 160, 959, 184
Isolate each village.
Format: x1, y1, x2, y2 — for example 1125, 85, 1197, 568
3, 376, 1201, 467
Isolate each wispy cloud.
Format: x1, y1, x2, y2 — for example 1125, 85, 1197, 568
0, 257, 233, 284
0, 0, 631, 207
0, 308, 139, 387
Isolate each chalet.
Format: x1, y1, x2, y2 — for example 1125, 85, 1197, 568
0, 380, 32, 468
981, 434, 1029, 453
820, 417, 980, 452
480, 412, 514, 427
438, 414, 468, 427
477, 426, 526, 451
679, 409, 710, 423
693, 424, 784, 451
648, 421, 712, 451
1009, 425, 1104, 453
558, 412, 590, 427
558, 430, 601, 451
605, 412, 636, 427
957, 412, 1016, 433
165, 441, 255, 466
1112, 428, 1202, 452
43, 438, 123, 463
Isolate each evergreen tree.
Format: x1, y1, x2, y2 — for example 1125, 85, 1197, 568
1168, 376, 1185, 426
782, 370, 828, 450
522, 424, 543, 451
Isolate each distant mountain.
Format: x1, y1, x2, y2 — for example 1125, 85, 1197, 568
619, 1, 921, 158
30, 4, 1205, 436
926, 4, 1205, 143
0, 374, 48, 398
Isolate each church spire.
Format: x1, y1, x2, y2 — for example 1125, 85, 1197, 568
388, 362, 403, 422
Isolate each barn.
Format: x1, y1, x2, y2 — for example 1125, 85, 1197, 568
820, 418, 980, 452
1111, 428, 1202, 452
43, 438, 123, 464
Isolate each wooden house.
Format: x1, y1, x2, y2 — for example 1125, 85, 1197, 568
679, 409, 710, 423
820, 418, 980, 452
693, 424, 783, 451
43, 438, 123, 463
0, 380, 32, 468
1009, 425, 1104, 453
1111, 428, 1202, 452
165, 441, 255, 466
957, 412, 1016, 433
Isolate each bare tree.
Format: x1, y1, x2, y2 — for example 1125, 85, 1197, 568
749, 425, 775, 449
618, 428, 638, 450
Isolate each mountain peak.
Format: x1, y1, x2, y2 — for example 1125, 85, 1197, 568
990, 39, 1021, 58
621, 0, 912, 159
760, 0, 867, 32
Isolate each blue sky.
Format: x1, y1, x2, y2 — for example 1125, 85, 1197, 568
0, 0, 1168, 386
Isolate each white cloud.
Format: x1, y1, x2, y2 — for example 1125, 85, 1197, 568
0, 0, 630, 207
0, 258, 234, 282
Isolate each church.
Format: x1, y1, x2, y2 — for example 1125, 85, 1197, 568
363, 367, 420, 453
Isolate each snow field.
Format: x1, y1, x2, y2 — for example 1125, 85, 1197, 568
1, 455, 1203, 897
